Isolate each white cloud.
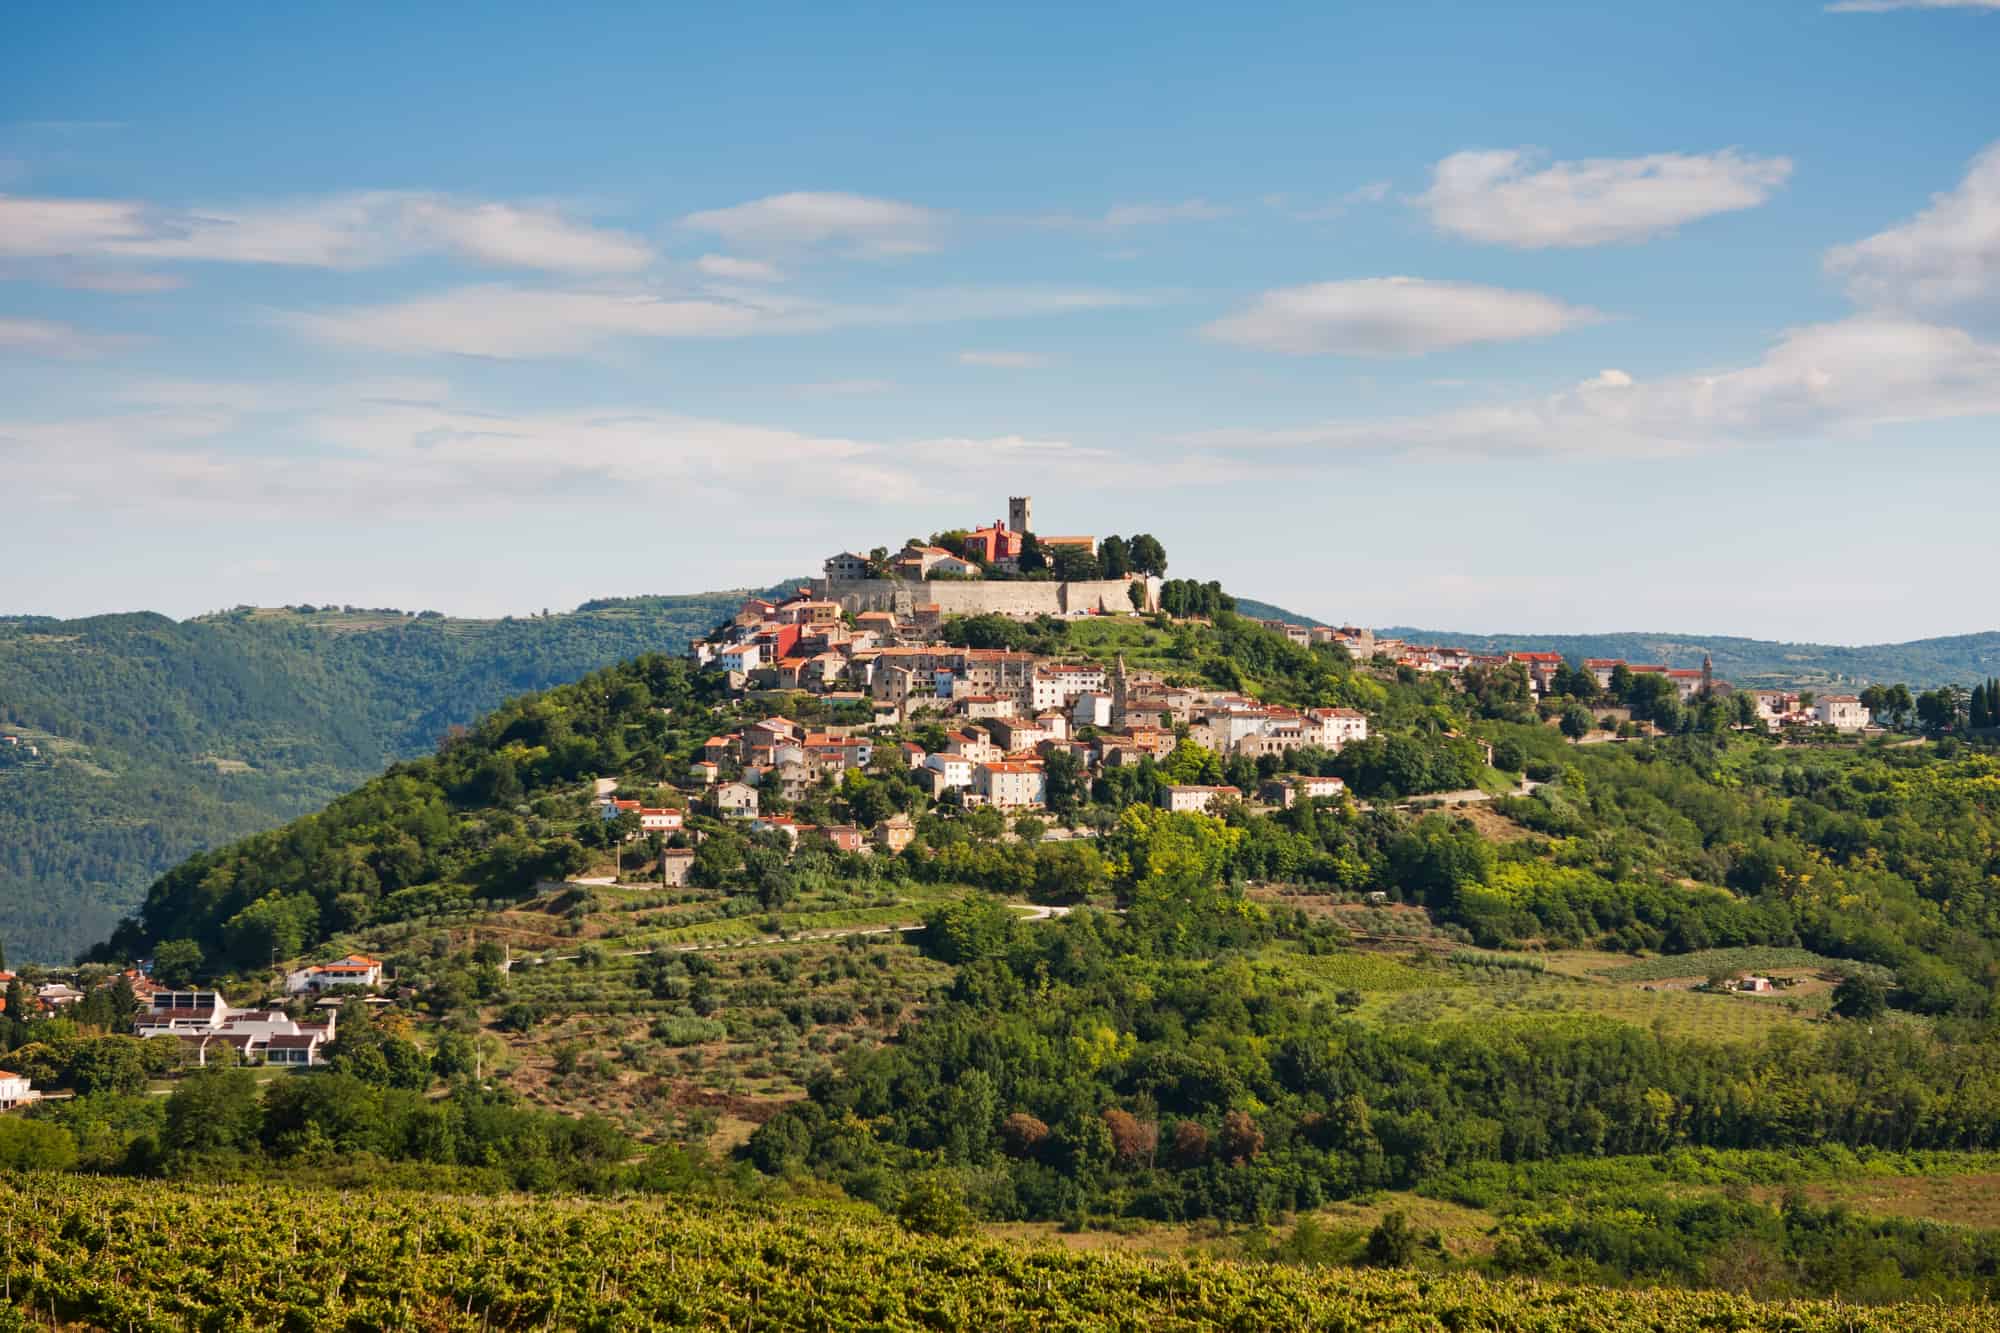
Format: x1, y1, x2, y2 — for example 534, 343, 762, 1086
958, 350, 1049, 368
396, 199, 652, 272
1184, 315, 2000, 457
1201, 276, 1603, 357
695, 253, 784, 282
0, 316, 130, 358
0, 195, 150, 256
1417, 148, 1792, 248
286, 282, 1149, 358
0, 191, 652, 272
680, 192, 945, 257
1827, 0, 2000, 10
0, 378, 1121, 517
1824, 140, 2000, 313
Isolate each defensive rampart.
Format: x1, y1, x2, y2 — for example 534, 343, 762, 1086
816, 576, 1160, 617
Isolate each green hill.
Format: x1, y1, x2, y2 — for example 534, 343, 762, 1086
14, 609, 2000, 1307
0, 591, 787, 962
1378, 626, 2000, 690
1232, 596, 1331, 627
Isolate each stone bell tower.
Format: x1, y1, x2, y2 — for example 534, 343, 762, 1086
1008, 495, 1032, 535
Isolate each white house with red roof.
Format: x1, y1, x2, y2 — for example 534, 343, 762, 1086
638, 806, 685, 834
974, 759, 1046, 809
1163, 784, 1242, 814
922, 752, 975, 790
284, 954, 383, 994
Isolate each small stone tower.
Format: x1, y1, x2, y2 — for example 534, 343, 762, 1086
1008, 495, 1033, 535
1111, 653, 1128, 729
1701, 652, 1714, 698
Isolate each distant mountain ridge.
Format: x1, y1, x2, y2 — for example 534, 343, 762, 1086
1229, 598, 1333, 628
1377, 627, 2000, 690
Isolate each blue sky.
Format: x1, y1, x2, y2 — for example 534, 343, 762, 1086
4, 1, 1998, 640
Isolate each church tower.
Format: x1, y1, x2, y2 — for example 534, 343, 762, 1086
1111, 653, 1128, 730
1008, 495, 1032, 535
1701, 652, 1714, 698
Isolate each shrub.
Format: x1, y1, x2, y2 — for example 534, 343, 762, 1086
896, 1171, 973, 1237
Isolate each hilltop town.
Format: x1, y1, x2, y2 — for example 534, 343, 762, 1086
669, 496, 1892, 860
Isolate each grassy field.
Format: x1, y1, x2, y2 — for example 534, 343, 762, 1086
1272, 938, 1836, 1041
1786, 1172, 2000, 1229
1602, 946, 1892, 984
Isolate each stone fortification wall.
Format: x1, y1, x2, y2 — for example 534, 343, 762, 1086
817, 576, 1159, 618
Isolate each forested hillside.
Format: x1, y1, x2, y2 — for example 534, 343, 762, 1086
1380, 626, 2000, 691
0, 591, 788, 961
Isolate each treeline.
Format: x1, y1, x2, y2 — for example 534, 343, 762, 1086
1, 1067, 645, 1194
918, 532, 1169, 583
752, 882, 2000, 1228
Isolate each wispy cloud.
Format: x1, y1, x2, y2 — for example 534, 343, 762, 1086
0, 190, 653, 273
1, 378, 1125, 517
1033, 199, 1233, 231
54, 267, 185, 293
695, 253, 784, 282
958, 350, 1049, 368
1417, 148, 1792, 248
0, 315, 133, 358
680, 192, 946, 258
792, 378, 897, 396
285, 282, 1152, 358
1202, 276, 1603, 357
288, 286, 764, 358
1184, 315, 2000, 458
1264, 182, 1394, 222
1824, 139, 2000, 313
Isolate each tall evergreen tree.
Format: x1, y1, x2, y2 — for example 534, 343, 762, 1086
1128, 534, 1168, 577
1016, 532, 1045, 574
